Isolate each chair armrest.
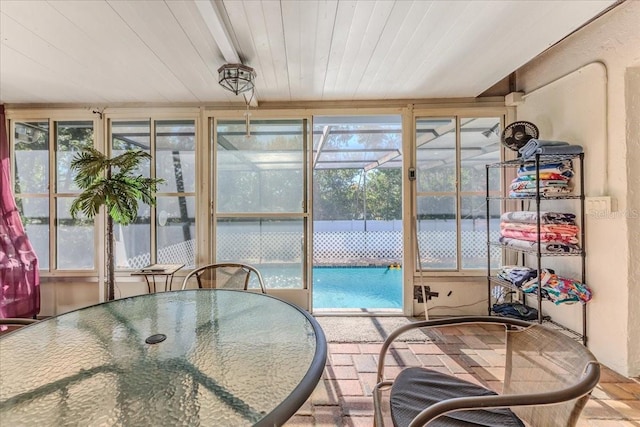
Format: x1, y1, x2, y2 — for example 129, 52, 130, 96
407, 361, 600, 427
376, 316, 532, 382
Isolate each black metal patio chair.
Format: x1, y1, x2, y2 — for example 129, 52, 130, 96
373, 316, 600, 427
181, 262, 267, 294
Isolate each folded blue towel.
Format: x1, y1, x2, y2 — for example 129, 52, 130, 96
522, 144, 584, 159
519, 139, 569, 158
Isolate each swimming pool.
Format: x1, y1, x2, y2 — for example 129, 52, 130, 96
254, 265, 403, 309
312, 267, 402, 309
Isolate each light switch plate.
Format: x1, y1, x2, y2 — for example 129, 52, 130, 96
585, 196, 612, 215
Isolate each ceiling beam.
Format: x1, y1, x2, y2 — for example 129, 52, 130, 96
364, 150, 402, 172
194, 0, 240, 64
313, 126, 331, 169
194, 1, 260, 107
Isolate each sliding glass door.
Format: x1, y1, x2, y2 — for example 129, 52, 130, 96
311, 115, 403, 310
214, 119, 308, 289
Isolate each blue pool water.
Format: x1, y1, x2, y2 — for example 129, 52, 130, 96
254, 265, 403, 309
312, 267, 402, 309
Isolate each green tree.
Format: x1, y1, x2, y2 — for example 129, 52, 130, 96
70, 148, 164, 300
313, 169, 361, 220
365, 169, 402, 220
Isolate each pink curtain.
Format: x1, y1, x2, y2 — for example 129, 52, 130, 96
0, 105, 40, 318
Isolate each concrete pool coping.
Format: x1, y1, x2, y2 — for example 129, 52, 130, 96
314, 315, 429, 343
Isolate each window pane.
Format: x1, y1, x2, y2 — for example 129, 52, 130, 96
56, 121, 94, 193
115, 204, 151, 269
216, 120, 304, 213
416, 116, 503, 271
487, 167, 502, 195
417, 195, 457, 269
461, 117, 501, 192
111, 120, 152, 270
16, 198, 49, 270
14, 121, 49, 194
461, 196, 501, 269
111, 120, 151, 177
216, 218, 304, 289
312, 115, 402, 169
459, 117, 502, 270
156, 196, 195, 268
111, 120, 151, 151
416, 118, 456, 193
56, 198, 94, 270
156, 120, 196, 193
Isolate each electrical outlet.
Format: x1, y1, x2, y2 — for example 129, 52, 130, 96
414, 285, 439, 303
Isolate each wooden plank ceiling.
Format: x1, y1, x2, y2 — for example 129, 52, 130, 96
0, 0, 618, 105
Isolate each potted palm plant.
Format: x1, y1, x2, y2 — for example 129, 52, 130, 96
70, 148, 164, 300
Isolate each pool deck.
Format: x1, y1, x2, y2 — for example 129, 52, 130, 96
285, 316, 640, 426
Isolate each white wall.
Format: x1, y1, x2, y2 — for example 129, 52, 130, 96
517, 62, 606, 358
39, 280, 100, 317
515, 1, 640, 377
625, 66, 640, 375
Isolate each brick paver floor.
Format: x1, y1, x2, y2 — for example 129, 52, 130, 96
286, 322, 640, 426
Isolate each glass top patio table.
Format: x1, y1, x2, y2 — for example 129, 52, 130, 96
0, 289, 327, 426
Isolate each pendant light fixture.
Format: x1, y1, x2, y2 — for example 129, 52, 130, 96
217, 63, 257, 138
217, 63, 256, 95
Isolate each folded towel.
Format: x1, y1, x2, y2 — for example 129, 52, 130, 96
500, 211, 576, 225
509, 186, 573, 198
498, 236, 582, 254
510, 180, 569, 191
519, 139, 569, 158
527, 144, 583, 158
517, 160, 574, 177
512, 172, 571, 182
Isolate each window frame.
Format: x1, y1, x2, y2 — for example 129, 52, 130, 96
412, 110, 507, 276
106, 114, 199, 270
211, 115, 311, 290
6, 105, 510, 287
10, 114, 100, 275
7, 110, 201, 276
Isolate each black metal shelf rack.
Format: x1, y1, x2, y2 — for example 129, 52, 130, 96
485, 153, 587, 345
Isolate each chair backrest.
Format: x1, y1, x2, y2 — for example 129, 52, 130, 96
503, 324, 600, 427
0, 318, 38, 335
181, 263, 266, 293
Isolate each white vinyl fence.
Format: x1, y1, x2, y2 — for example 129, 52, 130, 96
123, 220, 499, 269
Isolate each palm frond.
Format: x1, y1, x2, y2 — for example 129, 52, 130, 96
105, 178, 140, 225
117, 175, 164, 205
108, 194, 138, 225
108, 150, 151, 175
71, 149, 164, 226
69, 178, 109, 219
69, 147, 162, 301
70, 148, 108, 189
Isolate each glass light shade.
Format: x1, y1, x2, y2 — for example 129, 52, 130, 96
217, 63, 256, 95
